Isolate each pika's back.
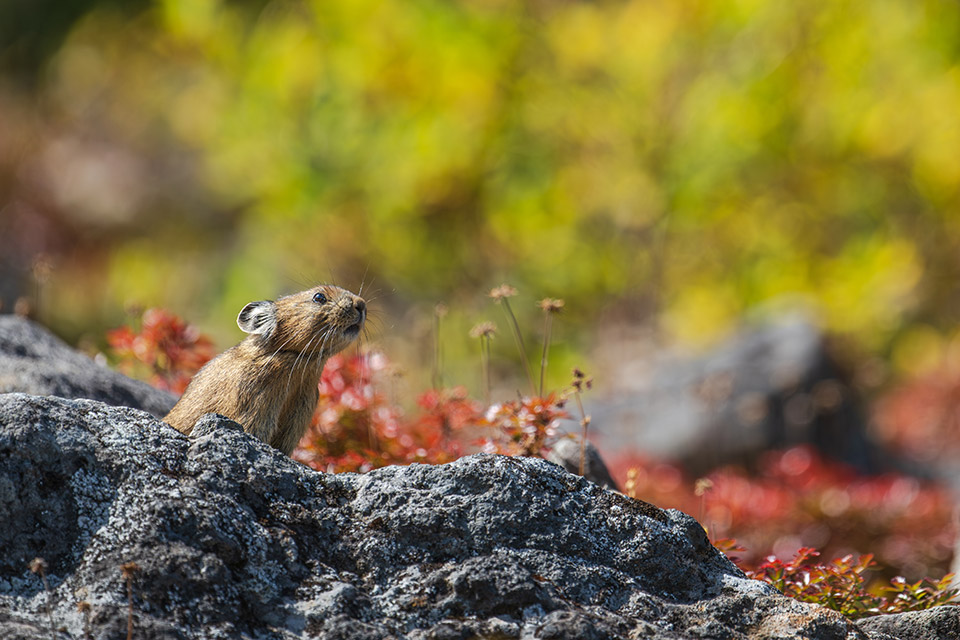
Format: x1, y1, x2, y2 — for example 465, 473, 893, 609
164, 284, 366, 455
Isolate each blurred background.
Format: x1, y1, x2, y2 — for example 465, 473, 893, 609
3, 0, 960, 580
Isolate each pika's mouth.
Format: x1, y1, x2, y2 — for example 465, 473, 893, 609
343, 303, 365, 338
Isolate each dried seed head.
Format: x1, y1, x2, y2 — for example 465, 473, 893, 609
29, 558, 47, 574
120, 562, 140, 579
32, 254, 54, 283
469, 321, 497, 339
538, 298, 565, 313
694, 478, 714, 497
489, 284, 518, 300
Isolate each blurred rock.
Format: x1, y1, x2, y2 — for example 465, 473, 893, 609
547, 437, 620, 491
0, 314, 176, 417
0, 393, 878, 639
594, 316, 877, 475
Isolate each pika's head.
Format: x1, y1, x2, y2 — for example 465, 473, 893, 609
236, 285, 366, 357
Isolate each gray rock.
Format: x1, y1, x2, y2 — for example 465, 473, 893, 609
0, 314, 176, 417
857, 607, 960, 640
547, 437, 619, 491
594, 316, 877, 475
0, 393, 876, 639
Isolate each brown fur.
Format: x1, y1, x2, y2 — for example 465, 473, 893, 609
164, 285, 366, 455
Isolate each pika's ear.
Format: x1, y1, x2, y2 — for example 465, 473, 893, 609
237, 300, 277, 335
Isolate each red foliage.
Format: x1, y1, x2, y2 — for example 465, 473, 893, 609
480, 393, 569, 457
292, 352, 578, 473
874, 368, 960, 463
721, 545, 959, 619
107, 308, 214, 393
612, 447, 957, 583
293, 354, 487, 472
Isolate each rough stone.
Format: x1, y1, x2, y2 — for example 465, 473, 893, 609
0, 314, 176, 417
0, 392, 882, 639
857, 606, 960, 640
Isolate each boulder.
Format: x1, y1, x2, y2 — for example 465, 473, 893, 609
0, 392, 884, 639
0, 314, 176, 417
594, 316, 878, 475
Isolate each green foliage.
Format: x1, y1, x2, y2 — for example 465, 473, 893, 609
7, 0, 960, 374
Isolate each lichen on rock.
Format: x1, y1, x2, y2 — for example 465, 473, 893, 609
0, 392, 882, 639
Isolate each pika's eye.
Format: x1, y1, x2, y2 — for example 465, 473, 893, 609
313, 292, 328, 304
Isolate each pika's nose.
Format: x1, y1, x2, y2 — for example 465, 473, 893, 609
355, 299, 366, 319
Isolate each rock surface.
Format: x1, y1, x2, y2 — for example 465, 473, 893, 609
856, 607, 960, 640
0, 314, 176, 418
546, 437, 620, 491
0, 392, 887, 640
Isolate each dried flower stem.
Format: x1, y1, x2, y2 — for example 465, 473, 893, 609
499, 297, 535, 395
574, 391, 591, 475
77, 601, 92, 640
694, 478, 714, 528
625, 468, 639, 500
539, 313, 552, 397
537, 299, 564, 397
432, 303, 447, 390
29, 558, 55, 640
121, 562, 139, 640
480, 333, 492, 404
570, 368, 592, 476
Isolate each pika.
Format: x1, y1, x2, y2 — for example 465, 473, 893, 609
164, 285, 366, 455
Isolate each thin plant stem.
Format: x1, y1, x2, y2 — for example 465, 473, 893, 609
471, 322, 496, 408
127, 577, 134, 640
574, 390, 590, 476
481, 335, 491, 405
29, 558, 54, 640
432, 304, 447, 389
77, 601, 92, 640
569, 367, 591, 476
121, 563, 139, 640
539, 312, 553, 397
499, 297, 535, 395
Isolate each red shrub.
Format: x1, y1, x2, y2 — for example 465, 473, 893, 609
721, 544, 959, 620
612, 447, 957, 582
107, 308, 214, 393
